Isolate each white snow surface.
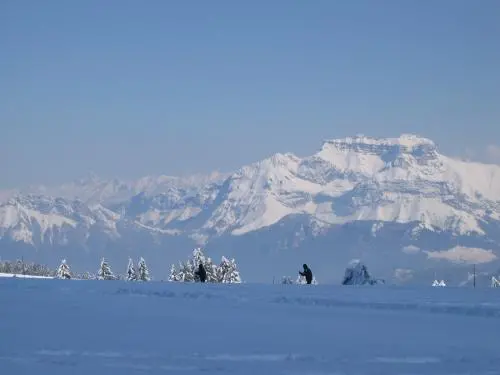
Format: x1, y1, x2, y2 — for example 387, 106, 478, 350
0, 272, 53, 279
1, 278, 499, 375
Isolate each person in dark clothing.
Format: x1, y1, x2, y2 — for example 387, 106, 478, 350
299, 263, 313, 284
195, 263, 207, 283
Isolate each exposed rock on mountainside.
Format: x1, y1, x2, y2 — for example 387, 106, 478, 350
341, 259, 384, 285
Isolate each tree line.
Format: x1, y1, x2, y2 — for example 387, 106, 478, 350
0, 258, 93, 279
0, 248, 242, 283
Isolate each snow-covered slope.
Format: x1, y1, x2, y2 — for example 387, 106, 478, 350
198, 134, 500, 237
1, 134, 500, 283
0, 172, 228, 205
1, 279, 500, 375
0, 195, 122, 246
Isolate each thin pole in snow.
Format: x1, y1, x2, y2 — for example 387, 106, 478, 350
473, 264, 476, 288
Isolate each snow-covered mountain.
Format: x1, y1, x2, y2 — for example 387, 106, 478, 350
1, 172, 228, 205
2, 134, 500, 284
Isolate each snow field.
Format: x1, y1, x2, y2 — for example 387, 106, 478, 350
0, 278, 499, 375
0, 272, 53, 279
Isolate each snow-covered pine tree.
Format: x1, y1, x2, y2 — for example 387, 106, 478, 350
203, 256, 218, 282
216, 257, 228, 282
192, 248, 204, 282
192, 248, 205, 264
296, 274, 318, 285
176, 260, 195, 282
216, 256, 242, 283
0, 260, 12, 274
127, 257, 137, 281
13, 259, 24, 274
168, 264, 180, 282
191, 248, 218, 282
97, 258, 115, 280
192, 248, 207, 281
169, 248, 242, 283
492, 276, 500, 288
432, 279, 446, 286
137, 257, 150, 281
56, 259, 71, 279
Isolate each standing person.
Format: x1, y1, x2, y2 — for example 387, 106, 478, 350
299, 264, 313, 284
195, 263, 207, 283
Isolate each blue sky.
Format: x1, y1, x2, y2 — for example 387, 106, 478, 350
2, 0, 499, 188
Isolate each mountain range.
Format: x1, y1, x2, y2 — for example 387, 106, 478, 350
2, 134, 500, 284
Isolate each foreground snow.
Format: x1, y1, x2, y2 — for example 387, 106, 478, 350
0, 279, 499, 374
0, 272, 53, 279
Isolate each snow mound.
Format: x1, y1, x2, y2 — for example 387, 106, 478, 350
432, 280, 447, 287
341, 259, 384, 285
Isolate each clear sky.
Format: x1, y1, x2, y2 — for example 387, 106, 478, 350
2, 0, 500, 189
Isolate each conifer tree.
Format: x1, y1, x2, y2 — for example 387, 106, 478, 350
203, 256, 218, 282
170, 248, 243, 283
168, 264, 180, 282
217, 256, 242, 283
492, 276, 500, 288
296, 274, 318, 285
97, 258, 115, 280
192, 248, 218, 282
127, 257, 137, 281
137, 257, 150, 281
177, 260, 195, 282
56, 259, 71, 279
